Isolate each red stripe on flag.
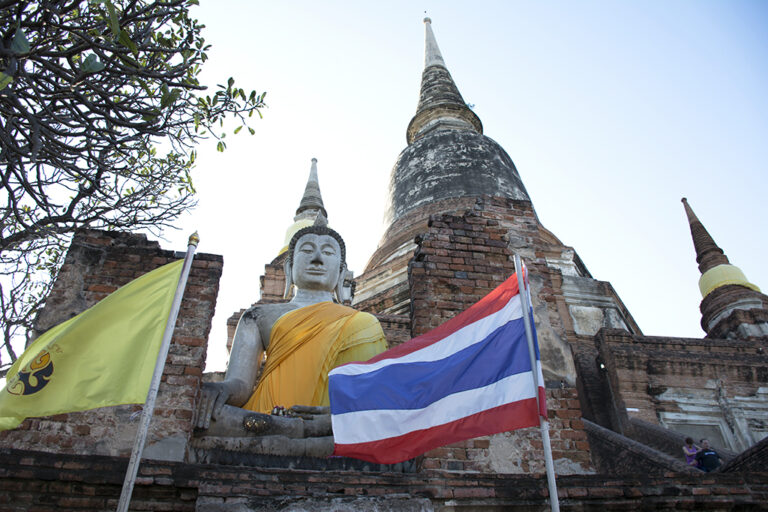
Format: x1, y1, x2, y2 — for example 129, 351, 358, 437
332, 395, 541, 465
358, 274, 522, 366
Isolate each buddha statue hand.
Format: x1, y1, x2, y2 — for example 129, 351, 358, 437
195, 380, 243, 430
241, 405, 332, 438
290, 405, 332, 437
289, 405, 330, 417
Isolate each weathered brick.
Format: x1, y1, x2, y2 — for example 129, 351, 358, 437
0, 230, 221, 459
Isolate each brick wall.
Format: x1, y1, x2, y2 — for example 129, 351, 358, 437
398, 198, 595, 474
0, 448, 198, 511
597, 330, 767, 413
594, 328, 768, 452
2, 447, 767, 511
699, 284, 768, 339
422, 388, 593, 475
405, 196, 580, 387
258, 253, 288, 304
721, 437, 768, 473
596, 330, 768, 416
407, 206, 517, 337
0, 230, 222, 461
571, 339, 616, 429
354, 264, 412, 316
372, 313, 411, 348
365, 196, 479, 272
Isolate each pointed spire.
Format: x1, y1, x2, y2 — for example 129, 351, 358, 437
681, 197, 729, 274
682, 197, 761, 300
681, 198, 768, 338
423, 17, 445, 68
406, 18, 483, 144
278, 159, 329, 255
296, 158, 327, 219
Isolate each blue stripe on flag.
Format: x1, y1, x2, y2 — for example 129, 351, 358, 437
528, 309, 540, 359
330, 317, 534, 415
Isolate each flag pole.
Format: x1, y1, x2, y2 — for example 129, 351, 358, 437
514, 253, 560, 512
116, 232, 199, 512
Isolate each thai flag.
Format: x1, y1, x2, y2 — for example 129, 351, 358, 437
329, 271, 546, 464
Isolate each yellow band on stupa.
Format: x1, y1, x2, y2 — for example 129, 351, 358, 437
698, 264, 761, 298
278, 218, 317, 255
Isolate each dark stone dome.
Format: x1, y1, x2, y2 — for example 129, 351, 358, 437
384, 129, 531, 226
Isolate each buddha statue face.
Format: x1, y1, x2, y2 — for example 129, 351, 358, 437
291, 233, 343, 292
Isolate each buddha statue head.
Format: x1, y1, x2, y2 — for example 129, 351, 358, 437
283, 213, 353, 303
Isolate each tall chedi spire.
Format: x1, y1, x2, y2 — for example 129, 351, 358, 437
681, 198, 768, 339
354, 19, 631, 387
406, 18, 483, 144
295, 158, 327, 219
366, 18, 531, 273
279, 158, 328, 255
681, 197, 730, 274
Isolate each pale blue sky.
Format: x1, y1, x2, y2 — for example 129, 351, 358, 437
164, 1, 768, 370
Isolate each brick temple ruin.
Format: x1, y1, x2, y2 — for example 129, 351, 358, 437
1, 18, 766, 511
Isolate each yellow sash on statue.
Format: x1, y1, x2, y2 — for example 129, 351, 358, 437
243, 302, 387, 413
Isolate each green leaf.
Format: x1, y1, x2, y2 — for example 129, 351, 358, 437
248, 127, 255, 135
114, 52, 139, 68
216, 141, 225, 152
11, 28, 30, 54
187, 0, 200, 5
118, 30, 138, 56
137, 78, 154, 97
141, 109, 160, 122
81, 54, 106, 74
0, 72, 13, 90
105, 0, 120, 37
160, 88, 181, 108
234, 125, 242, 134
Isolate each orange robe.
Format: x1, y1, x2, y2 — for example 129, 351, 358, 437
243, 302, 387, 413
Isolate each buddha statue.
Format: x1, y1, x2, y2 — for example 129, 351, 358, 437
193, 214, 387, 455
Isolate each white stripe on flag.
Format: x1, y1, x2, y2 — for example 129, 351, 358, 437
331, 294, 523, 377
333, 362, 543, 445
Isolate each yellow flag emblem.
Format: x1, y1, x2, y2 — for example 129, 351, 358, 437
0, 260, 183, 431
6, 350, 54, 396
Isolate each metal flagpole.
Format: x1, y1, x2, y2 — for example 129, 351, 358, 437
116, 232, 199, 512
514, 253, 560, 512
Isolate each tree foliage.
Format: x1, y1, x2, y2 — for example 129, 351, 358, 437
0, 0, 265, 375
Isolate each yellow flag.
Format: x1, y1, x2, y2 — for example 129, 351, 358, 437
0, 260, 184, 431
